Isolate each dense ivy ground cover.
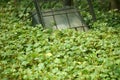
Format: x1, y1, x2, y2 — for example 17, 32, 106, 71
0, 2, 120, 80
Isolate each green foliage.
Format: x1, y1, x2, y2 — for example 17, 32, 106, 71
91, 10, 120, 29
0, 1, 120, 80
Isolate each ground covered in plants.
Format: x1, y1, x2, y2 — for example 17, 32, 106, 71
0, 1, 120, 80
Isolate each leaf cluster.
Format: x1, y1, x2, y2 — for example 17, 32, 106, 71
0, 1, 120, 80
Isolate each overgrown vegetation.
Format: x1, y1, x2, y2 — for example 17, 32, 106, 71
0, 1, 120, 80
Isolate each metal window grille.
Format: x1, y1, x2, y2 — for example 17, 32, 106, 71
32, 0, 89, 31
